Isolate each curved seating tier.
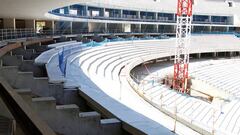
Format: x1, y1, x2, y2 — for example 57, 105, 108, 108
44, 35, 240, 135
133, 58, 240, 135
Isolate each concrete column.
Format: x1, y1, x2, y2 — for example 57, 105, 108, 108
103, 8, 106, 17
137, 11, 141, 19
120, 10, 123, 18
85, 5, 88, 16
209, 26, 212, 32
155, 13, 158, 20
105, 23, 108, 33
123, 24, 131, 33
68, 6, 70, 14
173, 14, 176, 21
191, 26, 194, 33
209, 16, 212, 23
173, 25, 177, 33
3, 18, 16, 29
52, 21, 55, 35
156, 25, 159, 33
87, 22, 91, 33
213, 52, 217, 57
226, 27, 230, 32
197, 53, 201, 59
139, 24, 142, 33
70, 21, 73, 34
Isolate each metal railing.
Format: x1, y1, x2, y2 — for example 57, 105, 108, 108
0, 28, 37, 41
0, 27, 239, 44
0, 28, 175, 42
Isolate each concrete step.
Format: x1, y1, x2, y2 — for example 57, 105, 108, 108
19, 60, 34, 72
27, 45, 48, 53
0, 66, 19, 87
1, 55, 23, 66
100, 118, 121, 135
16, 89, 33, 104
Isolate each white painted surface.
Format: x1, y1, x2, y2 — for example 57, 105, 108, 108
56, 35, 240, 134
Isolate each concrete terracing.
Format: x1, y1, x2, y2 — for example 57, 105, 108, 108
49, 34, 240, 134
0, 38, 122, 135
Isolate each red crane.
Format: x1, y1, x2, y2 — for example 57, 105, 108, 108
173, 0, 193, 93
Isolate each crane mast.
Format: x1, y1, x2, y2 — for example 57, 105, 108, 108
173, 0, 193, 93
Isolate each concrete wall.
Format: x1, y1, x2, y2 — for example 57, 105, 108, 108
88, 22, 106, 33
25, 19, 35, 29
3, 18, 15, 29
123, 24, 131, 33
31, 97, 121, 135
15, 19, 26, 29
72, 22, 88, 34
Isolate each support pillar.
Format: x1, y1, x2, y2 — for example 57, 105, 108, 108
213, 52, 217, 57
156, 25, 159, 33
85, 5, 88, 16
120, 10, 123, 18
173, 14, 176, 21
155, 13, 158, 20
191, 26, 194, 33
137, 11, 141, 19
226, 27, 230, 32
103, 8, 106, 17
123, 24, 131, 33
105, 23, 108, 33
139, 24, 142, 33
197, 53, 201, 59
70, 21, 73, 34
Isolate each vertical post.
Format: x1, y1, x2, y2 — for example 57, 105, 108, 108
160, 93, 163, 108
212, 108, 216, 135
173, 101, 177, 133
52, 20, 55, 36
103, 8, 106, 17
156, 25, 159, 33
85, 5, 88, 16
155, 12, 158, 20
137, 11, 141, 19
70, 21, 73, 34
105, 23, 108, 33
120, 10, 123, 18
139, 24, 142, 33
